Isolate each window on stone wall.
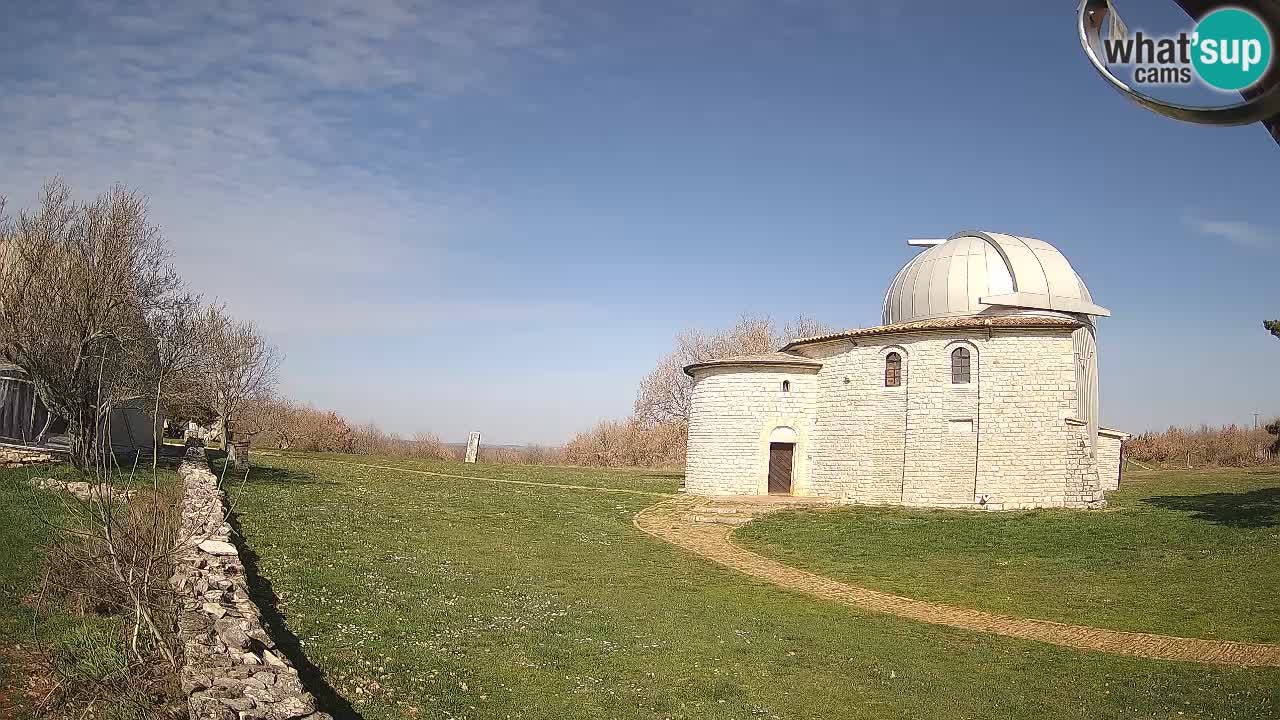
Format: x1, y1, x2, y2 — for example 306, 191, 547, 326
884, 352, 901, 387
951, 347, 971, 384
781, 380, 790, 393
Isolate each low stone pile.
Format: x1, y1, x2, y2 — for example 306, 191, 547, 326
29, 476, 136, 502
171, 448, 330, 720
0, 446, 54, 467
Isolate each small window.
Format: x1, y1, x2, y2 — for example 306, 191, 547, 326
884, 352, 901, 387
951, 347, 972, 384
781, 380, 791, 393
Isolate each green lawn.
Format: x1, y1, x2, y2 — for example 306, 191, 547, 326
737, 468, 1280, 644
257, 450, 685, 495
232, 454, 1279, 720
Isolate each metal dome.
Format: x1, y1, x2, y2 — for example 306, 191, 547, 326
882, 231, 1110, 326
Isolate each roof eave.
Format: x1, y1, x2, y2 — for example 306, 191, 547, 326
782, 317, 1083, 352
683, 360, 823, 378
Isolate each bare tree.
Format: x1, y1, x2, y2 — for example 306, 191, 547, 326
0, 179, 181, 469
143, 294, 205, 465
633, 314, 834, 426
196, 305, 281, 450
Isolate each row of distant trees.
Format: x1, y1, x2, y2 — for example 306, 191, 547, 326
240, 396, 453, 458
1126, 423, 1278, 468
0, 179, 280, 469
231, 315, 831, 470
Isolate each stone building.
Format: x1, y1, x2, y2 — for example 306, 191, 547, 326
684, 231, 1128, 510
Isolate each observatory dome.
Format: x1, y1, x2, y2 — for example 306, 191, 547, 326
882, 231, 1109, 326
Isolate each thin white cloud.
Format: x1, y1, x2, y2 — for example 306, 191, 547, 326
0, 1, 888, 442
1188, 218, 1275, 251
0, 0, 563, 337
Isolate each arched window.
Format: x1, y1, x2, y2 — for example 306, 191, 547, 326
951, 347, 972, 384
781, 380, 791, 393
884, 352, 901, 387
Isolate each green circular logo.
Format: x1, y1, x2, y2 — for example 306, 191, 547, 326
1191, 8, 1273, 91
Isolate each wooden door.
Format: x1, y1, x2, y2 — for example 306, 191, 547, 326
768, 442, 794, 495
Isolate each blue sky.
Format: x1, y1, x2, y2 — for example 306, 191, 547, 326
2, 0, 1277, 444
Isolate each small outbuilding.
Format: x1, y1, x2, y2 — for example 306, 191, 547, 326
0, 363, 163, 455
684, 231, 1129, 510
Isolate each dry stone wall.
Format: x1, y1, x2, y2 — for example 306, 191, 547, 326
172, 448, 331, 720
0, 446, 54, 467
29, 476, 135, 502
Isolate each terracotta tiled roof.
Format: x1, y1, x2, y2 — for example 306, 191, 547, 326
782, 315, 1081, 351
684, 351, 822, 377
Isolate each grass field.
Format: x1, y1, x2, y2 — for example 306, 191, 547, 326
736, 468, 1280, 644
231, 453, 1279, 720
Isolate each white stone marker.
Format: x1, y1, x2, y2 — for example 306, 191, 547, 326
465, 431, 481, 463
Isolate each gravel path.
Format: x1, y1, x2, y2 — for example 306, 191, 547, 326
634, 495, 1280, 667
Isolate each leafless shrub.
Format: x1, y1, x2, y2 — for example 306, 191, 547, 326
346, 421, 388, 455
404, 431, 458, 460
459, 444, 544, 465
241, 398, 467, 461
477, 446, 520, 464
563, 418, 685, 469
23, 426, 188, 719
242, 398, 349, 452
40, 479, 179, 622
516, 443, 563, 466
1126, 422, 1279, 468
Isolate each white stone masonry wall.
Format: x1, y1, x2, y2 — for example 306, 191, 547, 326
804, 343, 910, 503
800, 328, 1100, 509
972, 332, 1094, 509
685, 366, 817, 494
1098, 433, 1124, 491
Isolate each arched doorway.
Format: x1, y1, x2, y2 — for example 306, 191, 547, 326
767, 426, 797, 495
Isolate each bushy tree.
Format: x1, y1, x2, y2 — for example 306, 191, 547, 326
1266, 320, 1280, 340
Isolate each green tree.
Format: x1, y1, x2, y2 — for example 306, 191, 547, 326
1267, 320, 1280, 340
